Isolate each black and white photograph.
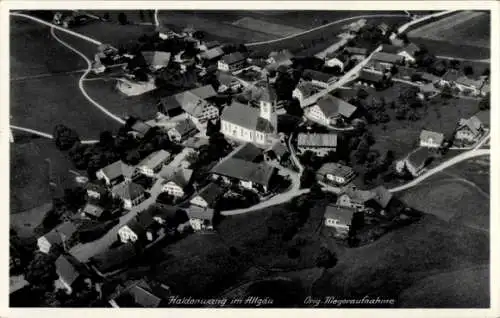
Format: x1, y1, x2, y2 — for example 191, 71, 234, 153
5, 1, 497, 311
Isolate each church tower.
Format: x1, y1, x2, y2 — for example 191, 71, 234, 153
259, 79, 278, 133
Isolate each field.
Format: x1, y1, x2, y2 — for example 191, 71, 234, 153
312, 215, 490, 307
10, 17, 122, 139
72, 21, 156, 48
408, 11, 490, 59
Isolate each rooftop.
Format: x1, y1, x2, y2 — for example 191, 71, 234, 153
316, 95, 357, 118
55, 255, 81, 287
324, 205, 355, 226
221, 52, 246, 65
211, 157, 276, 187
138, 150, 171, 170
371, 51, 404, 64
297, 133, 338, 148
317, 162, 355, 179
194, 183, 225, 207
186, 205, 215, 221
303, 69, 337, 83
112, 182, 145, 200
99, 160, 135, 181
420, 130, 444, 145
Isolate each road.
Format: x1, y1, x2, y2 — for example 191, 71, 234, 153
69, 148, 193, 262
395, 10, 458, 35
10, 125, 99, 144
436, 56, 490, 63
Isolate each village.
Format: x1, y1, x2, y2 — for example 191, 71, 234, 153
9, 9, 491, 308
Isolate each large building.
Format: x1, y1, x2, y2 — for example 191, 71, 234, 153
220, 85, 278, 147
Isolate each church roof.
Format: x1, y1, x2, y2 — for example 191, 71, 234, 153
221, 101, 274, 133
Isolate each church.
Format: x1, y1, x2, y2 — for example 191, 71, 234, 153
220, 85, 278, 147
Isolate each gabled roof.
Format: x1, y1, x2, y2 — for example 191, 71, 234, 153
370, 186, 393, 208
231, 142, 263, 162
211, 158, 276, 187
194, 183, 225, 206
142, 51, 171, 68
158, 95, 184, 112
189, 85, 218, 100
85, 182, 107, 195
138, 150, 171, 170
297, 133, 338, 148
266, 141, 289, 157
186, 205, 214, 221
303, 69, 337, 84
82, 203, 105, 218
199, 47, 224, 60
221, 52, 246, 65
294, 81, 317, 98
371, 52, 404, 64
55, 255, 81, 287
205, 41, 221, 49
455, 76, 484, 88
380, 44, 401, 54
173, 118, 198, 137
255, 117, 275, 133
420, 130, 444, 145
90, 242, 138, 273
124, 208, 155, 235
127, 281, 162, 307
317, 163, 355, 179
324, 205, 355, 226
358, 70, 385, 83
112, 182, 145, 200
442, 69, 461, 82
42, 221, 78, 246
316, 95, 357, 118
259, 83, 277, 103
344, 46, 368, 56
221, 101, 260, 131
420, 72, 440, 83
131, 121, 153, 136
458, 116, 483, 136
100, 160, 135, 181
165, 168, 193, 188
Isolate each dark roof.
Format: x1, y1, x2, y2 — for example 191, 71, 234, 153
112, 182, 145, 200
371, 52, 404, 64
380, 44, 401, 54
55, 255, 81, 287
317, 163, 355, 179
266, 141, 289, 157
303, 69, 336, 84
358, 70, 385, 83
43, 221, 78, 245
195, 183, 225, 207
211, 158, 276, 187
189, 85, 218, 100
113, 280, 162, 308
131, 121, 153, 136
260, 83, 277, 103
221, 52, 246, 65
297, 133, 338, 148
91, 243, 138, 273
316, 95, 357, 118
370, 186, 393, 208
255, 117, 275, 133
231, 143, 263, 162
294, 81, 317, 98
339, 188, 376, 204
324, 206, 355, 226
221, 101, 260, 131
186, 205, 214, 221
124, 208, 155, 235
442, 69, 461, 82
419, 72, 440, 82
344, 47, 368, 55
173, 118, 198, 137
205, 41, 221, 49
167, 168, 193, 188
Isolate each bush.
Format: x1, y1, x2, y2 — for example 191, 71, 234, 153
315, 246, 337, 268
287, 247, 300, 259
53, 125, 80, 151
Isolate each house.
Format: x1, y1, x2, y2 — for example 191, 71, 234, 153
168, 118, 199, 142
323, 205, 355, 238
454, 76, 486, 96
137, 150, 171, 177
316, 163, 356, 186
292, 81, 318, 107
109, 280, 163, 308
218, 52, 246, 72
419, 72, 440, 84
220, 85, 277, 146
190, 182, 225, 209
211, 157, 277, 193
380, 44, 401, 54
173, 85, 219, 124
336, 188, 376, 211
344, 46, 368, 61
142, 51, 171, 71
324, 53, 349, 71
231, 142, 263, 162
302, 69, 337, 88
297, 133, 337, 157
267, 50, 294, 66
112, 182, 146, 209
161, 168, 193, 197
55, 255, 84, 294
198, 40, 221, 52
438, 69, 461, 87
130, 120, 153, 138
396, 147, 433, 177
420, 130, 444, 148
377, 22, 389, 35
97, 160, 136, 186
187, 206, 215, 231
157, 96, 185, 118
264, 141, 290, 164
369, 52, 405, 71
356, 70, 392, 90
117, 209, 160, 244
86, 182, 107, 199
37, 221, 78, 254
308, 95, 357, 126
81, 202, 106, 219
198, 46, 224, 61
455, 116, 485, 143
397, 43, 420, 64
217, 75, 243, 93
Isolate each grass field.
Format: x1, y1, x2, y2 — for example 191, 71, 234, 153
72, 21, 156, 48
10, 17, 122, 139
408, 11, 490, 59
312, 215, 489, 306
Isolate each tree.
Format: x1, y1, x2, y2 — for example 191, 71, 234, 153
482, 68, 490, 77
118, 12, 128, 25
53, 125, 80, 150
479, 93, 490, 110
353, 139, 370, 164
463, 65, 474, 76
441, 84, 453, 99
449, 59, 461, 69
356, 88, 369, 100
63, 187, 86, 211
103, 12, 110, 21
284, 99, 304, 117
410, 73, 422, 82
300, 167, 316, 188
315, 246, 337, 268
25, 253, 58, 289
99, 131, 114, 147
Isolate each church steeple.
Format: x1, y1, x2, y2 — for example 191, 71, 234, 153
259, 76, 277, 132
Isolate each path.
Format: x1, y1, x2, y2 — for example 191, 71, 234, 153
10, 125, 99, 144
395, 10, 458, 35
436, 56, 490, 63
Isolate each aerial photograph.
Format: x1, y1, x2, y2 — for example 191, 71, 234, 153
9, 8, 491, 308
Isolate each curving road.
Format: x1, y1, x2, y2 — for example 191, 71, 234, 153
10, 125, 99, 144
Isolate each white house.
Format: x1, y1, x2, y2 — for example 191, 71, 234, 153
316, 163, 356, 186
189, 183, 224, 209
117, 210, 156, 244
419, 130, 444, 148
307, 95, 357, 127
397, 43, 420, 64
324, 53, 348, 71
96, 160, 135, 187
293, 81, 317, 107
455, 116, 485, 143
174, 85, 219, 125
396, 147, 433, 177
218, 52, 246, 73
112, 182, 146, 210
323, 206, 355, 238
187, 206, 214, 231
137, 150, 171, 177
161, 168, 193, 198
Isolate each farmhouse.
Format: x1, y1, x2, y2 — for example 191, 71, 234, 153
190, 183, 225, 209
130, 120, 153, 139
454, 75, 486, 96
369, 52, 405, 71
198, 46, 224, 61
168, 118, 199, 142
109, 280, 163, 308
324, 53, 349, 71
377, 22, 390, 35
142, 51, 171, 71
336, 188, 376, 211
187, 206, 215, 231
157, 97, 184, 118
97, 160, 135, 186
81, 202, 106, 220
220, 87, 277, 146
169, 85, 219, 124
198, 40, 221, 52
210, 157, 277, 193
308, 95, 357, 126
231, 142, 263, 162
161, 168, 193, 198
302, 69, 337, 88
316, 163, 356, 186
292, 81, 318, 107
455, 116, 485, 143
323, 205, 355, 238
137, 150, 171, 177
297, 133, 338, 157
55, 255, 85, 295
117, 209, 159, 244
112, 182, 146, 210
396, 147, 433, 177
37, 221, 78, 254
218, 52, 247, 72
344, 46, 368, 60
264, 141, 290, 164
419, 130, 444, 148
397, 43, 420, 64
85, 182, 107, 199
356, 70, 392, 90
